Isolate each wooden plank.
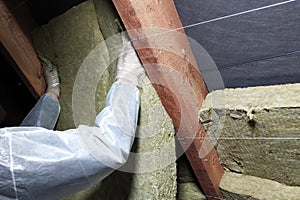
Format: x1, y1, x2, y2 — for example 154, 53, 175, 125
0, 0, 45, 98
112, 0, 224, 199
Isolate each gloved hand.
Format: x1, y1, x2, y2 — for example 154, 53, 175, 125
116, 37, 145, 87
39, 56, 60, 97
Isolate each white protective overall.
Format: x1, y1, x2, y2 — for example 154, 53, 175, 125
0, 81, 139, 200
0, 40, 145, 200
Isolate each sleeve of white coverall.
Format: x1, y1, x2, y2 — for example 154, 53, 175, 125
78, 80, 140, 169
0, 80, 139, 200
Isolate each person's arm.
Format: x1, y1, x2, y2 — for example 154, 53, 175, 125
79, 80, 139, 166
78, 38, 145, 168
0, 39, 145, 200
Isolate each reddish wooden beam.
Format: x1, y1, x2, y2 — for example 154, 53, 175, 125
113, 0, 224, 199
0, 0, 45, 98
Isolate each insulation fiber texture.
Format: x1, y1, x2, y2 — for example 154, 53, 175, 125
32, 0, 177, 199
199, 83, 300, 199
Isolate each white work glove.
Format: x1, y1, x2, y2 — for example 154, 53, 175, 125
116, 38, 145, 87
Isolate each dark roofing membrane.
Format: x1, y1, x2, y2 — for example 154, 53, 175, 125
174, 0, 300, 91
25, 0, 300, 91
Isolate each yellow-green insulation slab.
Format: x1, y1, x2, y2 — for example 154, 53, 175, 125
199, 83, 300, 199
32, 0, 177, 199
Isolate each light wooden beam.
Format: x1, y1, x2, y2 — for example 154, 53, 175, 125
0, 0, 45, 98
112, 0, 224, 199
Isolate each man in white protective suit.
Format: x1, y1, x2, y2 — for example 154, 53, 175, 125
0, 38, 145, 200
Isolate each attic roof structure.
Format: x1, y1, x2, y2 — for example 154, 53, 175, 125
0, 0, 299, 199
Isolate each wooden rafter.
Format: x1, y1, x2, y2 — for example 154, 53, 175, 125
0, 0, 45, 98
112, 0, 224, 199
